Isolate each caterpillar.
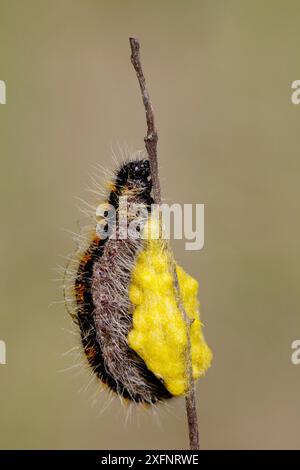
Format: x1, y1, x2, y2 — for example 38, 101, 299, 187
67, 156, 212, 405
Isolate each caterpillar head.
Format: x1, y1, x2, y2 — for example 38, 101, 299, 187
113, 159, 152, 202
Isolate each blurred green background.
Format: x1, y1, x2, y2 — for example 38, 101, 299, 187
0, 0, 300, 450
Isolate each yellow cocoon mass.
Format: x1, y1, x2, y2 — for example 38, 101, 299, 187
127, 218, 212, 396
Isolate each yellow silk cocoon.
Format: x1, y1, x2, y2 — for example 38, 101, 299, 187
127, 218, 212, 396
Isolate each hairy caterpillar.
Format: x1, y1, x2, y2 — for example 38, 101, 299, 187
67, 156, 212, 405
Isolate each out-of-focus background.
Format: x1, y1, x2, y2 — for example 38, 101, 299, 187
0, 0, 300, 450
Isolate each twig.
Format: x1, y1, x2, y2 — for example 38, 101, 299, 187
129, 38, 161, 204
129, 37, 200, 450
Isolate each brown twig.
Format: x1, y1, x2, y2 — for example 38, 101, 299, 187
129, 38, 161, 204
129, 37, 200, 450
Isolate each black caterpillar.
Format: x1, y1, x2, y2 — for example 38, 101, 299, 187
73, 160, 172, 404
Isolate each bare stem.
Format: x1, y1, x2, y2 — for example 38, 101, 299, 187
129, 38, 161, 204
129, 37, 200, 450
